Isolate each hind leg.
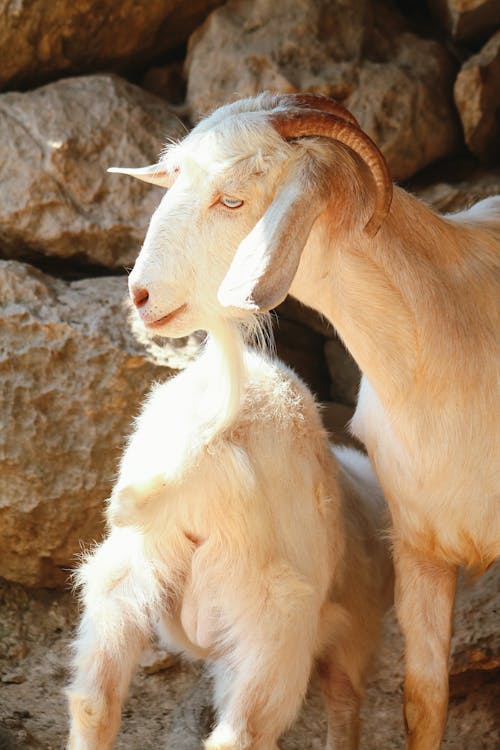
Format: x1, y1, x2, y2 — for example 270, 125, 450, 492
204, 563, 319, 749
67, 529, 160, 749
318, 600, 387, 750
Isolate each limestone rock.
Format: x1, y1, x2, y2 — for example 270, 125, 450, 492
141, 62, 187, 106
0, 75, 185, 269
0, 0, 224, 91
454, 30, 500, 162
428, 0, 500, 42
0, 260, 199, 587
185, 0, 460, 180
410, 161, 500, 213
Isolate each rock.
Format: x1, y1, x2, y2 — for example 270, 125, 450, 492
428, 0, 500, 42
140, 647, 179, 675
0, 0, 225, 91
0, 260, 199, 587
409, 160, 500, 213
451, 562, 500, 679
454, 30, 500, 162
141, 62, 187, 106
0, 674, 25, 685
185, 0, 460, 180
0, 75, 185, 270
324, 336, 361, 407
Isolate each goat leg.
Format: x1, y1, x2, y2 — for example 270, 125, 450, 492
394, 542, 458, 750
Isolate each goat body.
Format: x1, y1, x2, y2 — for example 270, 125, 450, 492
67, 324, 392, 750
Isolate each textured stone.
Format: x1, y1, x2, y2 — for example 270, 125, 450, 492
0, 0, 224, 91
0, 75, 185, 269
141, 62, 187, 106
0, 260, 199, 587
428, 0, 500, 42
454, 30, 500, 162
410, 161, 500, 213
186, 0, 460, 180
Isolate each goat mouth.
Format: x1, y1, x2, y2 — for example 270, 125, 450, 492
146, 304, 187, 329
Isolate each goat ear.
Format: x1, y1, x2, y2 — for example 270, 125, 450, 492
218, 178, 326, 312
107, 164, 173, 188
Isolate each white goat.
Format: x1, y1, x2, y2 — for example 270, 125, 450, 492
108, 92, 499, 750
67, 317, 393, 749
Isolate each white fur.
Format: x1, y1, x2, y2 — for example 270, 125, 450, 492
67, 320, 392, 750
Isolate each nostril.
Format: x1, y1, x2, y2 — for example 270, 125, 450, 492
131, 287, 149, 308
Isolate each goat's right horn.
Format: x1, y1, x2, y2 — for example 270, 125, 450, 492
271, 109, 393, 237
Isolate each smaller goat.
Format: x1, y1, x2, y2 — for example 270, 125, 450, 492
67, 317, 393, 750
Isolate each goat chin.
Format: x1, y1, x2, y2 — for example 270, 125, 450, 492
67, 319, 393, 750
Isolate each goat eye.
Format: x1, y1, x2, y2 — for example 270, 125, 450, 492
220, 196, 244, 209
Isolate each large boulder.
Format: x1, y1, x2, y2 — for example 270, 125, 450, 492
0, 75, 184, 269
0, 260, 199, 587
454, 30, 500, 162
0, 0, 224, 91
185, 0, 460, 180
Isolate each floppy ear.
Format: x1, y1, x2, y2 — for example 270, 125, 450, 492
217, 175, 327, 312
107, 163, 174, 188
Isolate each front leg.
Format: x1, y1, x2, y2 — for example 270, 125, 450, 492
67, 529, 161, 749
394, 541, 458, 750
205, 562, 319, 749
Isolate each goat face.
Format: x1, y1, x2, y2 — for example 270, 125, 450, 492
111, 115, 298, 336
109, 94, 391, 337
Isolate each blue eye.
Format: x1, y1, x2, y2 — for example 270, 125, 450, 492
220, 196, 244, 209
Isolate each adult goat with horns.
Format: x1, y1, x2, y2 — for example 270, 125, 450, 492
109, 92, 499, 749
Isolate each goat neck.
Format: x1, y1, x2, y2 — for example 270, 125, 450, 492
289, 187, 498, 410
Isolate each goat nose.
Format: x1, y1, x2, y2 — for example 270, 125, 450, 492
130, 285, 149, 308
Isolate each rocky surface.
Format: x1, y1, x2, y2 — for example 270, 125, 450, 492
185, 0, 460, 180
0, 74, 185, 269
428, 0, 500, 42
0, 260, 199, 587
454, 30, 500, 162
0, 0, 224, 91
409, 159, 500, 213
0, 563, 498, 749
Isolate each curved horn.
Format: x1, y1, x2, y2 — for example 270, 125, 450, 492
278, 93, 360, 128
271, 110, 392, 236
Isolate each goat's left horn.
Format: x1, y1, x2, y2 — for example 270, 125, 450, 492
271, 110, 393, 236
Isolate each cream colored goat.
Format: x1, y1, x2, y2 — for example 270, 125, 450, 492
67, 320, 393, 750
108, 92, 499, 749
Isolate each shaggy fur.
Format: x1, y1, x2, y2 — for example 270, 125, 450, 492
67, 321, 393, 749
